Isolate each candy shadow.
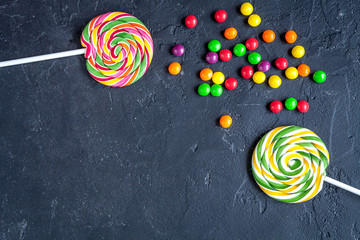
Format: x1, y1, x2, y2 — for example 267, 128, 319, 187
246, 135, 264, 188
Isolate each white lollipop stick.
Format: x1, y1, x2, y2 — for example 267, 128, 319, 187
324, 176, 360, 196
0, 48, 86, 68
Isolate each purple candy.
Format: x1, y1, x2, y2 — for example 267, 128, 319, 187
206, 52, 218, 64
172, 44, 185, 56
257, 60, 271, 72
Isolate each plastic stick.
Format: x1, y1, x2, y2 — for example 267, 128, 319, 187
324, 176, 360, 196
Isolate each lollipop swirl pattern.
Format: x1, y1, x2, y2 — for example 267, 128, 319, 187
252, 126, 330, 203
81, 12, 153, 87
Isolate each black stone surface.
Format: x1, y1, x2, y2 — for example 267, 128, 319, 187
0, 0, 360, 239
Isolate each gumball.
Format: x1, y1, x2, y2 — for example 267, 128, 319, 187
240, 2, 253, 16
224, 27, 238, 40
206, 52, 218, 64
270, 100, 283, 113
285, 97, 298, 110
285, 67, 298, 79
168, 62, 181, 75
297, 100, 309, 113
200, 68, 213, 81
268, 75, 282, 88
208, 40, 221, 52
211, 84, 223, 97
262, 30, 275, 43
257, 60, 271, 72
220, 115, 232, 128
298, 64, 310, 77
313, 71, 326, 83
248, 14, 261, 27
248, 52, 262, 65
252, 71, 266, 84
219, 49, 232, 62
245, 38, 258, 50
275, 57, 288, 70
241, 66, 254, 79
215, 9, 227, 23
292, 45, 305, 58
285, 30, 297, 43
185, 15, 197, 28
224, 78, 238, 90
233, 44, 246, 57
172, 44, 185, 56
212, 72, 225, 84
198, 83, 211, 96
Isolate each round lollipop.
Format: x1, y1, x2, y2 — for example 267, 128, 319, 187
252, 126, 360, 203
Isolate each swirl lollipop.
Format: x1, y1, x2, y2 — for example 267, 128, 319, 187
252, 126, 360, 203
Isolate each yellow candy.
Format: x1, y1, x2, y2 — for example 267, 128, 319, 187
292, 45, 305, 58
285, 67, 298, 79
240, 2, 253, 16
268, 75, 282, 88
212, 72, 225, 84
252, 71, 266, 84
248, 14, 261, 27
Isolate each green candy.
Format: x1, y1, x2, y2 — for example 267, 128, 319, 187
285, 98, 298, 110
208, 40, 221, 52
313, 71, 326, 83
248, 52, 261, 65
198, 83, 211, 96
210, 84, 223, 97
233, 43, 246, 57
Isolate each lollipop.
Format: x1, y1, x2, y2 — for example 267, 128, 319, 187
0, 12, 153, 87
252, 126, 360, 203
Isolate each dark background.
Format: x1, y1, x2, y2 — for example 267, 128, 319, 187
0, 0, 359, 239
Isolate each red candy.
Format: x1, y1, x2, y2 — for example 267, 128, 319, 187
241, 66, 254, 79
219, 49, 232, 62
185, 15, 197, 28
270, 100, 283, 113
215, 9, 227, 23
297, 100, 309, 113
275, 57, 288, 70
224, 78, 238, 90
245, 38, 258, 50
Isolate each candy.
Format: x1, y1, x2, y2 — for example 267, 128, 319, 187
198, 83, 211, 96
224, 78, 238, 90
240, 2, 253, 16
268, 75, 282, 88
270, 100, 283, 113
233, 44, 246, 57
248, 52, 262, 65
245, 38, 258, 50
172, 44, 185, 56
285, 30, 297, 43
275, 57, 288, 70
219, 115, 232, 128
212, 72, 225, 84
241, 66, 254, 79
285, 67, 298, 79
292, 45, 305, 58
248, 14, 261, 27
257, 60, 271, 72
224, 27, 238, 40
313, 71, 327, 83
206, 52, 218, 64
252, 126, 330, 203
211, 84, 223, 97
215, 10, 227, 23
208, 40, 221, 52
297, 100, 309, 113
185, 15, 197, 28
298, 64, 310, 77
168, 62, 181, 75
81, 12, 154, 87
200, 68, 213, 81
252, 71, 266, 84
219, 49, 232, 62
285, 97, 298, 110
262, 30, 275, 43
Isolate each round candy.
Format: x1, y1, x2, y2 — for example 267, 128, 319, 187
224, 27, 238, 40
248, 52, 262, 65
292, 45, 305, 58
262, 30, 276, 43
240, 2, 253, 16
285, 67, 299, 80
241, 66, 254, 79
285, 30, 297, 44
313, 71, 327, 83
248, 14, 261, 27
224, 78, 238, 90
252, 71, 266, 84
257, 60, 271, 72
168, 62, 181, 75
208, 40, 221, 52
206, 52, 218, 64
252, 126, 330, 203
275, 57, 288, 70
220, 115, 232, 128
219, 49, 232, 62
211, 84, 223, 97
298, 64, 310, 77
185, 15, 197, 28
172, 44, 185, 56
198, 83, 211, 96
285, 97, 298, 110
245, 38, 258, 50
81, 12, 154, 87
215, 9, 227, 23
270, 100, 283, 113
212, 72, 225, 84
200, 68, 213, 81
233, 44, 246, 57
297, 100, 309, 113
268, 75, 282, 88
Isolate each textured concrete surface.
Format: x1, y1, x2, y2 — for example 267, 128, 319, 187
0, 0, 360, 239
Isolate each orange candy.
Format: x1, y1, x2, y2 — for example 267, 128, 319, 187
224, 27, 238, 40
200, 68, 213, 81
285, 30, 297, 44
168, 62, 181, 75
262, 30, 275, 43
297, 64, 310, 77
219, 115, 232, 128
